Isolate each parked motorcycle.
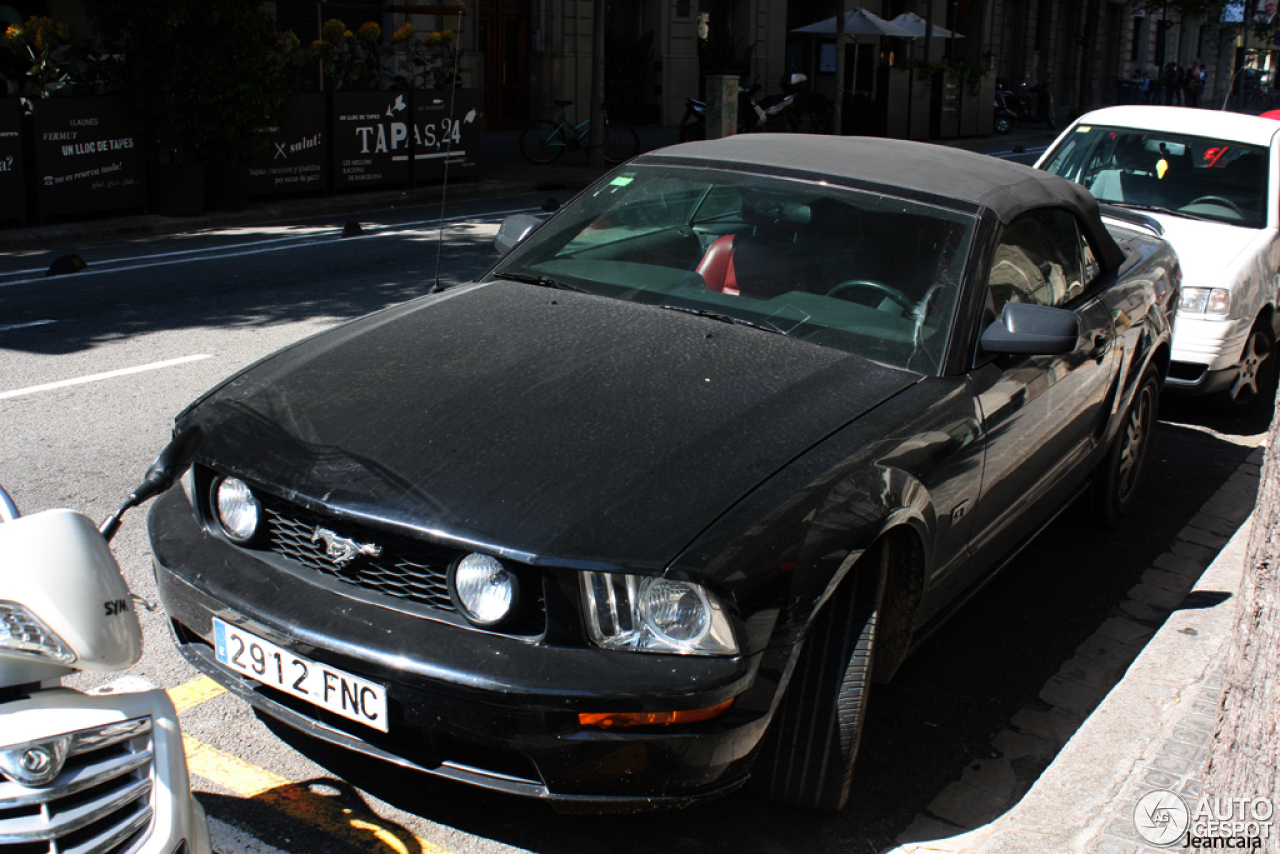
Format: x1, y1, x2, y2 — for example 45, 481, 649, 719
678, 96, 707, 143
0, 426, 211, 854
740, 72, 808, 133
993, 76, 1056, 133
993, 80, 1018, 133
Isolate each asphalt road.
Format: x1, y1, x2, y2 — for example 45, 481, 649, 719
0, 188, 1265, 854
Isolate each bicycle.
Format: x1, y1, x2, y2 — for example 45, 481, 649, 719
520, 100, 640, 165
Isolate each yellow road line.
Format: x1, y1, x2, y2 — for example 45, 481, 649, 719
167, 675, 453, 852
182, 737, 452, 854
167, 676, 226, 713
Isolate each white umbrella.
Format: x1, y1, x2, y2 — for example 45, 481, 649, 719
890, 12, 965, 39
792, 8, 914, 107
792, 8, 915, 37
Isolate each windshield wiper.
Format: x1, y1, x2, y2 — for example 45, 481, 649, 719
1102, 201, 1218, 224
493, 272, 586, 292
656, 304, 785, 335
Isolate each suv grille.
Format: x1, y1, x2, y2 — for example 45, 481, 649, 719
256, 492, 545, 636
0, 717, 154, 854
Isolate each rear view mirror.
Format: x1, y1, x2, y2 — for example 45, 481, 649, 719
494, 214, 546, 257
981, 302, 1080, 356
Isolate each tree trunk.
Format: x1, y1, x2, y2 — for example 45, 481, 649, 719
1202, 400, 1280, 807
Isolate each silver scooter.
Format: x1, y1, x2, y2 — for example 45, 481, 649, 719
0, 426, 211, 854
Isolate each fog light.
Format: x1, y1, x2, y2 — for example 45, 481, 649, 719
214, 477, 260, 543
451, 553, 517, 627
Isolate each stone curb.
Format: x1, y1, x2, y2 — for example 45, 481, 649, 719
886, 446, 1263, 853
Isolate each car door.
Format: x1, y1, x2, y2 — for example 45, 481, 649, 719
963, 207, 1117, 580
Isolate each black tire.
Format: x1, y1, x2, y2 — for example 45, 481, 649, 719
601, 119, 639, 164
1212, 321, 1277, 414
520, 120, 565, 165
994, 115, 1012, 134
1095, 368, 1159, 526
678, 121, 705, 143
750, 542, 887, 811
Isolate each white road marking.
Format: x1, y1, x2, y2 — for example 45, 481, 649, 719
0, 207, 538, 287
0, 354, 213, 400
0, 319, 56, 332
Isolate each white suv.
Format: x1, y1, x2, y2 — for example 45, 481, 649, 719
1037, 106, 1280, 412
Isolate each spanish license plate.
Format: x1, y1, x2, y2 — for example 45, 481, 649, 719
212, 617, 388, 733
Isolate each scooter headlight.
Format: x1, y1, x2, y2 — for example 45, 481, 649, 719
213, 476, 260, 543
0, 601, 76, 665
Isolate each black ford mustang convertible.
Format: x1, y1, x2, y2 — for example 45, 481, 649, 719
149, 136, 1178, 812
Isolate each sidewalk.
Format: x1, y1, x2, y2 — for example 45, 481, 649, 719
887, 448, 1265, 854
0, 124, 1055, 254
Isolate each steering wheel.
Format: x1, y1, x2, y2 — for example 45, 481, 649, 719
1185, 195, 1244, 216
827, 279, 916, 314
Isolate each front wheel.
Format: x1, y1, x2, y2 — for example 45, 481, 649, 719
1094, 368, 1159, 526
1213, 322, 1277, 414
520, 120, 565, 164
678, 121, 705, 143
601, 120, 640, 164
994, 114, 1012, 134
750, 542, 886, 810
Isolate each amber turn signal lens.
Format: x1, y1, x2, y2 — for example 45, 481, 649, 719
578, 699, 734, 729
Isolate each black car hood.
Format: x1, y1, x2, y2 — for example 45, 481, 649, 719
187, 281, 917, 570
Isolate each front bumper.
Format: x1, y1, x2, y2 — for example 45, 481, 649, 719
1166, 313, 1249, 394
0, 687, 211, 854
148, 489, 774, 810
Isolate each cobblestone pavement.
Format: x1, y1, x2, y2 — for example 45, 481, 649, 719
1087, 662, 1223, 854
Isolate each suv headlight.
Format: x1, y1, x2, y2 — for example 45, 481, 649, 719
1179, 287, 1230, 316
581, 572, 737, 655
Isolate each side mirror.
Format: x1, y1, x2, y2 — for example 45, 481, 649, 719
494, 214, 546, 257
100, 423, 203, 541
980, 302, 1080, 356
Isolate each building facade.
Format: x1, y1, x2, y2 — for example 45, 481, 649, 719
4, 0, 1271, 131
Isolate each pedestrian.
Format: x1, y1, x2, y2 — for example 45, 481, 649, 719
1141, 70, 1152, 104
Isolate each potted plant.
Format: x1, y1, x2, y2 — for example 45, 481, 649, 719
86, 0, 297, 215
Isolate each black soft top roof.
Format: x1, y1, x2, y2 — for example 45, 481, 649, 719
644, 135, 1126, 271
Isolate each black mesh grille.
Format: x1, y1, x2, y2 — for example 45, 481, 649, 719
254, 492, 545, 636
263, 494, 457, 612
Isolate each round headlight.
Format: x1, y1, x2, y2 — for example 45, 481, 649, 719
451, 553, 518, 627
214, 477, 260, 543
641, 579, 711, 647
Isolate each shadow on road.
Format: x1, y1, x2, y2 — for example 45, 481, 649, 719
0, 223, 502, 357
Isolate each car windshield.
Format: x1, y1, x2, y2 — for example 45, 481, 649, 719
1040, 124, 1270, 228
488, 164, 976, 375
